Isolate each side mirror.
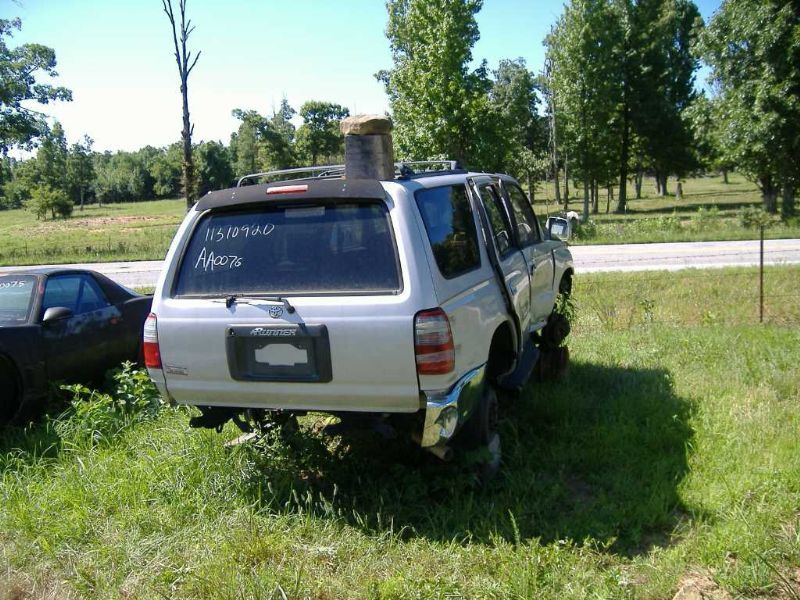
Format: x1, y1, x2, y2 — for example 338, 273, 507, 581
42, 306, 73, 324
546, 217, 571, 241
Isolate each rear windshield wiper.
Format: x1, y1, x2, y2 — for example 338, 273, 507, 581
214, 295, 296, 313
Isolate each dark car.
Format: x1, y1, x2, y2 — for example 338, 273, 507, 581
0, 268, 152, 423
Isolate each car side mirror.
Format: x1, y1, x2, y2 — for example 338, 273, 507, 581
546, 217, 571, 241
42, 306, 74, 324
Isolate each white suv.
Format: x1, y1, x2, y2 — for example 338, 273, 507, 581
144, 161, 573, 461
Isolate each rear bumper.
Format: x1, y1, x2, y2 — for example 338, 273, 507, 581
420, 364, 485, 447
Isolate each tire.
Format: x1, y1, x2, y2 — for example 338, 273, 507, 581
459, 384, 499, 449
0, 359, 21, 426
457, 384, 502, 482
534, 345, 570, 382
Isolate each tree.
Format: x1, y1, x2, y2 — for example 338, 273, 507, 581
702, 0, 800, 217
66, 135, 95, 210
162, 0, 200, 210
547, 0, 622, 220
270, 97, 296, 146
230, 108, 296, 175
35, 121, 68, 191
631, 0, 702, 197
0, 18, 72, 154
379, 0, 497, 168
195, 140, 233, 195
149, 143, 182, 197
28, 184, 72, 220
490, 58, 547, 192
295, 101, 349, 165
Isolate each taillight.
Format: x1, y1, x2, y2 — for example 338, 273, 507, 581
414, 308, 455, 375
143, 312, 162, 369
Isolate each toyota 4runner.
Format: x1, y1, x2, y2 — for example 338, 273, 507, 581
145, 158, 574, 462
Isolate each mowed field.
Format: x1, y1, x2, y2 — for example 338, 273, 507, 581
531, 172, 800, 245
0, 199, 185, 266
1, 174, 800, 266
1, 266, 798, 598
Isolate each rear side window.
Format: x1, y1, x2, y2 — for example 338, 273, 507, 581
415, 185, 481, 279
174, 201, 401, 296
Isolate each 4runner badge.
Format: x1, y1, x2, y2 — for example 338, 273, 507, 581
268, 306, 284, 319
249, 327, 296, 337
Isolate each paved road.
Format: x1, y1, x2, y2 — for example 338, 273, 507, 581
2, 239, 799, 289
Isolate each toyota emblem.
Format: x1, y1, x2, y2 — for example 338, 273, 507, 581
269, 306, 284, 319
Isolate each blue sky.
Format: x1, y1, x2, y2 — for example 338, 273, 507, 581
8, 0, 721, 152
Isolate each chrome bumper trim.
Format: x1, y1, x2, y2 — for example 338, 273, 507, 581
420, 365, 485, 448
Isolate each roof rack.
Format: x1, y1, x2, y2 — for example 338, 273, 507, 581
236, 165, 345, 187
236, 159, 463, 187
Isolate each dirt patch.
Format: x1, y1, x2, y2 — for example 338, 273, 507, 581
672, 571, 730, 600
30, 216, 161, 234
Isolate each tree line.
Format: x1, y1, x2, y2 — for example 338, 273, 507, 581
1, 1, 797, 221
0, 97, 350, 218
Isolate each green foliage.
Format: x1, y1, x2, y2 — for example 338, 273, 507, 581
0, 18, 72, 152
195, 140, 233, 194
701, 0, 800, 217
490, 58, 548, 179
27, 184, 72, 220
380, 0, 501, 169
572, 219, 598, 240
739, 206, 778, 230
230, 106, 300, 175
295, 101, 349, 166
58, 362, 163, 446
545, 0, 702, 214
688, 206, 719, 232
65, 134, 94, 207
0, 269, 799, 597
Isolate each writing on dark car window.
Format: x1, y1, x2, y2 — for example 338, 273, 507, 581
0, 274, 37, 323
204, 223, 275, 243
175, 202, 400, 296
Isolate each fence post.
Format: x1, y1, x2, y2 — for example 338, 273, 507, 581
759, 225, 764, 323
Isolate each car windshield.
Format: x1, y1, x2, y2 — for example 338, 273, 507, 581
174, 201, 401, 296
0, 275, 37, 325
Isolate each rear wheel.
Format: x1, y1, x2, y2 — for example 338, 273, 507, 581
457, 383, 501, 482
0, 359, 21, 425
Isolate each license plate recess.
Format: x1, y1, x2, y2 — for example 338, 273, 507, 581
226, 324, 332, 383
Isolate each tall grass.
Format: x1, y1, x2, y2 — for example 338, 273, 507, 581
1, 267, 799, 598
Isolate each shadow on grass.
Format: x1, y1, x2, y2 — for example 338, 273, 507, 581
618, 199, 759, 216
240, 362, 695, 555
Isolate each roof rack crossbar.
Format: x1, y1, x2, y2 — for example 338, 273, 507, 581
236, 159, 462, 187
237, 165, 345, 187
395, 160, 460, 172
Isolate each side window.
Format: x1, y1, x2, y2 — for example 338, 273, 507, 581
42, 275, 110, 317
506, 184, 541, 246
415, 184, 481, 279
479, 185, 513, 256
77, 276, 110, 314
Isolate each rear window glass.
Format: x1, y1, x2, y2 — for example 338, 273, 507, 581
174, 201, 401, 296
0, 275, 36, 324
415, 185, 481, 279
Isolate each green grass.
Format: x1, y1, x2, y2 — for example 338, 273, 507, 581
1, 173, 799, 267
531, 172, 800, 245
1, 266, 799, 598
0, 199, 185, 266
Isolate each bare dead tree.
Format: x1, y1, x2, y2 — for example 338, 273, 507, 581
162, 0, 200, 210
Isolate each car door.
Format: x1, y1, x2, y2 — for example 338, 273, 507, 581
468, 177, 532, 339
41, 273, 122, 382
499, 181, 556, 324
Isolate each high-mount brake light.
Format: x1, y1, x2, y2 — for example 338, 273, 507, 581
266, 184, 308, 195
142, 312, 162, 369
414, 308, 455, 375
